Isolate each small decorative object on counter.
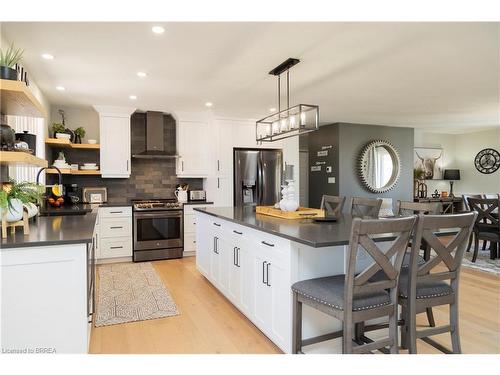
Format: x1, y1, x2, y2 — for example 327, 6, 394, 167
431, 189, 440, 198
73, 127, 86, 144
278, 165, 299, 212
52, 122, 68, 139
175, 185, 188, 203
52, 151, 71, 169
0, 179, 44, 238
0, 43, 23, 80
441, 191, 449, 198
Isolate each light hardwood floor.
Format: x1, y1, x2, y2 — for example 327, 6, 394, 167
89, 256, 500, 354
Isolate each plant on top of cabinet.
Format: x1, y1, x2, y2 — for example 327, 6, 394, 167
0, 43, 23, 81
74, 127, 86, 144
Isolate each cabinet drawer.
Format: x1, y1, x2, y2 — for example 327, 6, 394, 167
99, 217, 132, 238
99, 237, 132, 258
184, 214, 197, 233
184, 233, 197, 252
99, 206, 132, 218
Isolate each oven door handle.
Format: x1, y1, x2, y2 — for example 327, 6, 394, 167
134, 212, 182, 218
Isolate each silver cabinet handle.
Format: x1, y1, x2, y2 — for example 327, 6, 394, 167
262, 261, 267, 284
261, 241, 275, 247
266, 263, 271, 287
236, 247, 241, 267
233, 247, 237, 266
110, 226, 123, 229
127, 160, 129, 171
181, 160, 184, 171
217, 160, 220, 171
110, 246, 123, 249
110, 211, 123, 214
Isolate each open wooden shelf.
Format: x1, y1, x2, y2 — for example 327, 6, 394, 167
45, 168, 101, 175
0, 79, 47, 118
0, 151, 48, 168
45, 138, 100, 149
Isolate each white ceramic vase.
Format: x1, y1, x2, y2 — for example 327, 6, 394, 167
0, 198, 24, 222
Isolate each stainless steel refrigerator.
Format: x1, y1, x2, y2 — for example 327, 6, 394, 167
234, 148, 283, 206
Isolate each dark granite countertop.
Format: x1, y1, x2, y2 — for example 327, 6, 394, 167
194, 206, 457, 248
1, 212, 97, 249
39, 203, 95, 216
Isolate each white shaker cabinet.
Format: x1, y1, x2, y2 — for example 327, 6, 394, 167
195, 212, 292, 352
93, 106, 135, 178
176, 120, 213, 177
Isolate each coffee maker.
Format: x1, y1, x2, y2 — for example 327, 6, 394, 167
64, 184, 81, 205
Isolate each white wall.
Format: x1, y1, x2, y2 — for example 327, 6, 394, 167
455, 128, 500, 194
49, 105, 99, 142
414, 128, 500, 195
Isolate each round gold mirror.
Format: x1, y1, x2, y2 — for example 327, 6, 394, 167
358, 140, 401, 193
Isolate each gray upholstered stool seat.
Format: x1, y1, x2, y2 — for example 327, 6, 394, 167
292, 275, 391, 312
397, 272, 453, 299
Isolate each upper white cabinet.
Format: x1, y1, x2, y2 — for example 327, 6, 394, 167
93, 106, 135, 178
176, 120, 213, 177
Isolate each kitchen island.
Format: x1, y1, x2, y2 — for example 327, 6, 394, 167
1, 213, 98, 353
194, 206, 453, 353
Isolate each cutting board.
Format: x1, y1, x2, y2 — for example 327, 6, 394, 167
256, 206, 325, 220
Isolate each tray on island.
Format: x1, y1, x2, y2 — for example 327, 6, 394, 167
256, 206, 325, 220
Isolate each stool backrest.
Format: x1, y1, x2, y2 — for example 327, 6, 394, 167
396, 201, 441, 216
345, 216, 416, 309
406, 212, 476, 298
320, 195, 346, 216
349, 197, 383, 219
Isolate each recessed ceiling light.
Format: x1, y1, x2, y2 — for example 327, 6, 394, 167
56, 86, 65, 91
41, 53, 54, 60
269, 107, 276, 112
205, 102, 213, 108
152, 26, 165, 34
129, 95, 137, 100
137, 71, 147, 78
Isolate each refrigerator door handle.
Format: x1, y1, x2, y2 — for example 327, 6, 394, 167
257, 153, 263, 206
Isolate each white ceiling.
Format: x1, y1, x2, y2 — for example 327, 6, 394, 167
2, 22, 499, 133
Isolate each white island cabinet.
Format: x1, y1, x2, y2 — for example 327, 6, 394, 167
195, 211, 292, 352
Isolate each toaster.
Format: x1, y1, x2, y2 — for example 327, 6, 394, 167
189, 190, 206, 201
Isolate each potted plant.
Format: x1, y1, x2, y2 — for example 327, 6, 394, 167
74, 127, 86, 144
51, 122, 70, 140
0, 180, 44, 222
0, 43, 23, 81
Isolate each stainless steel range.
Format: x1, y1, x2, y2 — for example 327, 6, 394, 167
132, 199, 183, 262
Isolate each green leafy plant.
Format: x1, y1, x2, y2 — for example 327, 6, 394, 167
414, 167, 425, 180
0, 43, 24, 68
0, 180, 44, 211
51, 122, 66, 136
74, 127, 86, 138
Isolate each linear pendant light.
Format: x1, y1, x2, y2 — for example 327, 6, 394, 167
256, 58, 319, 142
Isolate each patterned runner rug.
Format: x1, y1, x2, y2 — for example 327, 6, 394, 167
95, 262, 179, 327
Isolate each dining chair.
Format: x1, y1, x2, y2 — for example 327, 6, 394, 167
292, 215, 417, 354
400, 212, 476, 353
395, 200, 442, 328
467, 197, 500, 262
320, 195, 346, 216
349, 197, 382, 219
462, 194, 483, 252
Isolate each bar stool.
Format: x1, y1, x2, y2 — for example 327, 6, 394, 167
400, 212, 476, 353
291, 215, 416, 354
349, 197, 382, 219
320, 195, 346, 216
